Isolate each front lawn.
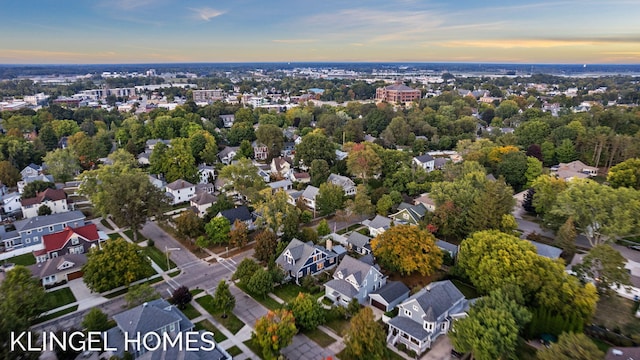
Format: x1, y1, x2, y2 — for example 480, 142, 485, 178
44, 287, 77, 312
100, 219, 113, 230
324, 309, 350, 336
124, 229, 147, 243
243, 339, 265, 360
194, 320, 227, 343
4, 252, 36, 266
226, 346, 242, 357
180, 302, 201, 320
592, 295, 640, 338
272, 283, 306, 303
195, 295, 245, 334
304, 328, 336, 347
35, 305, 78, 324
143, 246, 177, 271
236, 282, 283, 310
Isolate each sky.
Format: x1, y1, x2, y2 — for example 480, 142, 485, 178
1, 0, 639, 64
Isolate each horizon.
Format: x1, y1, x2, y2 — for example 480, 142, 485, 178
1, 1, 639, 64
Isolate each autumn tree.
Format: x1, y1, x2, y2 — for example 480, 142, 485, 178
536, 332, 604, 360
83, 238, 154, 292
316, 182, 345, 216
253, 309, 297, 360
254, 229, 278, 262
175, 210, 204, 242
345, 142, 382, 184
212, 280, 236, 318
201, 216, 231, 247
0, 160, 21, 187
288, 292, 325, 331
43, 148, 81, 182
371, 225, 442, 276
343, 307, 388, 360
573, 244, 631, 293
219, 157, 266, 202
229, 219, 249, 248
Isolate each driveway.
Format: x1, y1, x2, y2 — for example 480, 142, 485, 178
67, 279, 107, 311
422, 336, 453, 360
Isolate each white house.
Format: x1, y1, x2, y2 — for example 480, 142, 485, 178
165, 180, 195, 205
189, 192, 217, 217
301, 185, 319, 211
218, 146, 239, 165
1, 192, 22, 217
413, 154, 435, 172
362, 215, 392, 237
20, 163, 42, 179
328, 173, 357, 196
20, 189, 70, 218
197, 164, 216, 184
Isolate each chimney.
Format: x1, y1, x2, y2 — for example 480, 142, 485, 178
326, 238, 332, 252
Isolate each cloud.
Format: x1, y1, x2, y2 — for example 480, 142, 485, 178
111, 0, 158, 10
272, 39, 316, 44
190, 7, 225, 21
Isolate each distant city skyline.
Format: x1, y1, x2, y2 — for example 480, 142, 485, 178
1, 0, 639, 64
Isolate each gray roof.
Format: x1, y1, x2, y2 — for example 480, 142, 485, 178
166, 179, 194, 191
396, 202, 427, 219
334, 255, 377, 287
13, 210, 85, 233
29, 253, 87, 279
388, 316, 430, 340
219, 206, 252, 223
276, 238, 316, 274
301, 185, 319, 200
436, 240, 459, 255
328, 173, 355, 189
384, 84, 417, 91
136, 330, 231, 360
367, 215, 392, 230
414, 154, 435, 163
528, 240, 563, 259
190, 192, 217, 206
217, 146, 239, 158
359, 253, 375, 265
346, 232, 371, 248
113, 299, 192, 335
268, 179, 292, 189
405, 280, 465, 322
371, 281, 410, 304
325, 278, 359, 298
21, 174, 54, 184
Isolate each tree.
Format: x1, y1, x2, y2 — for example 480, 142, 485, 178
169, 286, 193, 310
22, 180, 57, 198
555, 217, 576, 255
376, 194, 394, 216
229, 219, 249, 248
496, 99, 520, 119
237, 139, 254, 159
124, 283, 160, 308
450, 290, 531, 360
316, 219, 330, 237
607, 157, 640, 189
349, 185, 374, 216
233, 258, 262, 284
175, 211, 204, 242
79, 164, 168, 242
164, 138, 199, 183
0, 160, 21, 187
37, 205, 52, 216
247, 268, 274, 299
531, 174, 568, 219
204, 194, 234, 221
468, 179, 515, 233
254, 188, 291, 233
39, 123, 59, 151
496, 151, 529, 191
288, 292, 325, 331
555, 139, 577, 163
316, 182, 345, 216
256, 124, 284, 160
0, 266, 47, 359
227, 122, 255, 146
536, 332, 604, 360
254, 229, 278, 262
202, 216, 231, 247
370, 225, 442, 276
296, 131, 335, 167
525, 156, 543, 188
345, 142, 382, 183
83, 238, 155, 292
343, 307, 388, 360
309, 159, 330, 187
574, 244, 631, 293
212, 280, 235, 318
42, 148, 80, 182
253, 309, 297, 360
82, 308, 111, 332
219, 157, 266, 202
515, 120, 550, 149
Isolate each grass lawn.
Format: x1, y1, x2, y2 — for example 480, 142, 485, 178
273, 283, 306, 303
338, 347, 405, 360
100, 218, 113, 230
103, 276, 163, 298
243, 339, 265, 360
225, 346, 242, 357
592, 295, 640, 338
180, 302, 201, 320
304, 328, 336, 347
590, 337, 612, 353
515, 340, 538, 360
324, 312, 350, 337
124, 229, 147, 243
194, 320, 227, 343
35, 305, 78, 324
191, 289, 205, 296
195, 295, 245, 334
108, 233, 122, 241
450, 279, 480, 299
44, 287, 77, 312
236, 283, 283, 310
143, 246, 176, 271
4, 252, 36, 266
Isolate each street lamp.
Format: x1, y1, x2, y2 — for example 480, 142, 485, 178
165, 246, 181, 272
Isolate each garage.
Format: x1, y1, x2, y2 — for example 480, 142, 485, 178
371, 298, 388, 311
67, 271, 83, 281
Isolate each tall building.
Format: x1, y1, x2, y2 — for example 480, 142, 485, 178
375, 83, 421, 103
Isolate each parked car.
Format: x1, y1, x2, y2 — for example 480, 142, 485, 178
629, 245, 640, 251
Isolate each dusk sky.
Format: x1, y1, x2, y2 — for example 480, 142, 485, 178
1, 0, 639, 64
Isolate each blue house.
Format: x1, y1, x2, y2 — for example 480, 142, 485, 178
276, 238, 338, 284
0, 211, 86, 251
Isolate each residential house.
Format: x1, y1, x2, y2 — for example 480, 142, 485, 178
20, 188, 70, 218
268, 180, 293, 194
148, 174, 166, 190
387, 280, 473, 355
253, 142, 269, 161
104, 299, 231, 359
144, 139, 171, 152
276, 238, 338, 284
287, 190, 303, 207
218, 146, 239, 165
270, 157, 293, 178
220, 114, 235, 128
29, 253, 88, 287
281, 142, 295, 157
217, 206, 254, 230
552, 160, 599, 179
165, 180, 195, 205
414, 193, 436, 212
362, 215, 392, 237
301, 185, 319, 211
256, 168, 270, 183
290, 172, 310, 184
335, 149, 348, 161
1, 191, 22, 216
413, 154, 435, 172
17, 174, 54, 194
370, 281, 411, 312
328, 173, 357, 196
324, 254, 386, 306
195, 182, 215, 195
436, 240, 459, 259
197, 164, 216, 184
346, 232, 372, 255
190, 192, 217, 217
0, 211, 86, 251
21, 163, 42, 179
389, 202, 427, 225
528, 240, 562, 259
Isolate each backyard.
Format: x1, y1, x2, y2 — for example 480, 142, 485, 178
4, 252, 36, 266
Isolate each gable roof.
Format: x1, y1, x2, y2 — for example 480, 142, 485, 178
218, 146, 239, 158
528, 240, 563, 259
39, 223, 100, 253
394, 202, 427, 219
328, 173, 355, 189
113, 299, 192, 335
301, 185, 319, 200
371, 281, 410, 304
166, 179, 194, 191
219, 206, 252, 223
414, 154, 435, 163
276, 238, 334, 275
403, 280, 465, 322
366, 215, 392, 230
268, 179, 292, 190
29, 253, 87, 279
20, 188, 67, 207
190, 192, 217, 206
334, 255, 378, 286
13, 210, 85, 233
346, 232, 372, 248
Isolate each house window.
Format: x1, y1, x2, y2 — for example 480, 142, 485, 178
51, 252, 58, 258
297, 271, 303, 277
413, 305, 419, 311
25, 238, 31, 244
404, 309, 412, 317
49, 226, 54, 232
170, 323, 175, 332
317, 262, 324, 270
71, 238, 79, 245
441, 323, 446, 330
38, 228, 43, 232
26, 230, 31, 235
374, 274, 378, 281
32, 236, 38, 242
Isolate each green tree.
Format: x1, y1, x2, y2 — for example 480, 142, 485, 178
0, 265, 47, 359
212, 280, 236, 318
175, 210, 204, 242
316, 219, 330, 237
316, 182, 345, 216
22, 180, 57, 198
525, 156, 543, 188
37, 205, 52, 216
496, 151, 529, 191
219, 157, 266, 202
531, 174, 568, 221
237, 139, 254, 159
82, 308, 112, 332
555, 217, 577, 255
247, 268, 274, 299
495, 99, 520, 120
555, 139, 577, 163
43, 148, 81, 182
288, 292, 325, 331
607, 157, 640, 189
253, 309, 297, 360
296, 131, 335, 167
536, 332, 604, 360
349, 185, 374, 216
450, 290, 531, 360
468, 179, 515, 233
376, 194, 394, 216
254, 188, 291, 233
83, 238, 154, 292
0, 160, 21, 187
51, 119, 81, 138
574, 244, 631, 293
515, 120, 550, 149
202, 216, 231, 247
227, 122, 255, 146
256, 124, 284, 160
233, 258, 262, 284
345, 142, 382, 184
309, 159, 330, 187
343, 307, 388, 360
124, 283, 160, 308
371, 225, 442, 276
164, 138, 199, 183
39, 123, 59, 151
79, 164, 168, 242
254, 229, 278, 262
229, 219, 249, 248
